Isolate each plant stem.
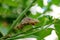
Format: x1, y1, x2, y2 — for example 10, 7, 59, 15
6, 24, 53, 40
6, 27, 41, 40
0, 0, 36, 39
8, 0, 36, 34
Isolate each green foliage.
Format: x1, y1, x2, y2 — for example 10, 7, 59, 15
54, 19, 60, 40
3, 0, 19, 7
34, 28, 53, 40
52, 0, 60, 6
37, 0, 43, 7
0, 0, 60, 40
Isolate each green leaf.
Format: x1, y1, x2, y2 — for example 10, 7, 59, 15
37, 0, 43, 7
28, 14, 52, 28
28, 13, 41, 19
0, 0, 2, 3
33, 28, 53, 40
54, 19, 60, 40
52, 0, 60, 6
21, 25, 33, 32
26, 0, 32, 6
37, 16, 50, 26
0, 7, 18, 18
3, 0, 19, 7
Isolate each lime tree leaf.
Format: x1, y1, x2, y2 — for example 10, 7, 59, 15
37, 0, 43, 7
54, 19, 60, 40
